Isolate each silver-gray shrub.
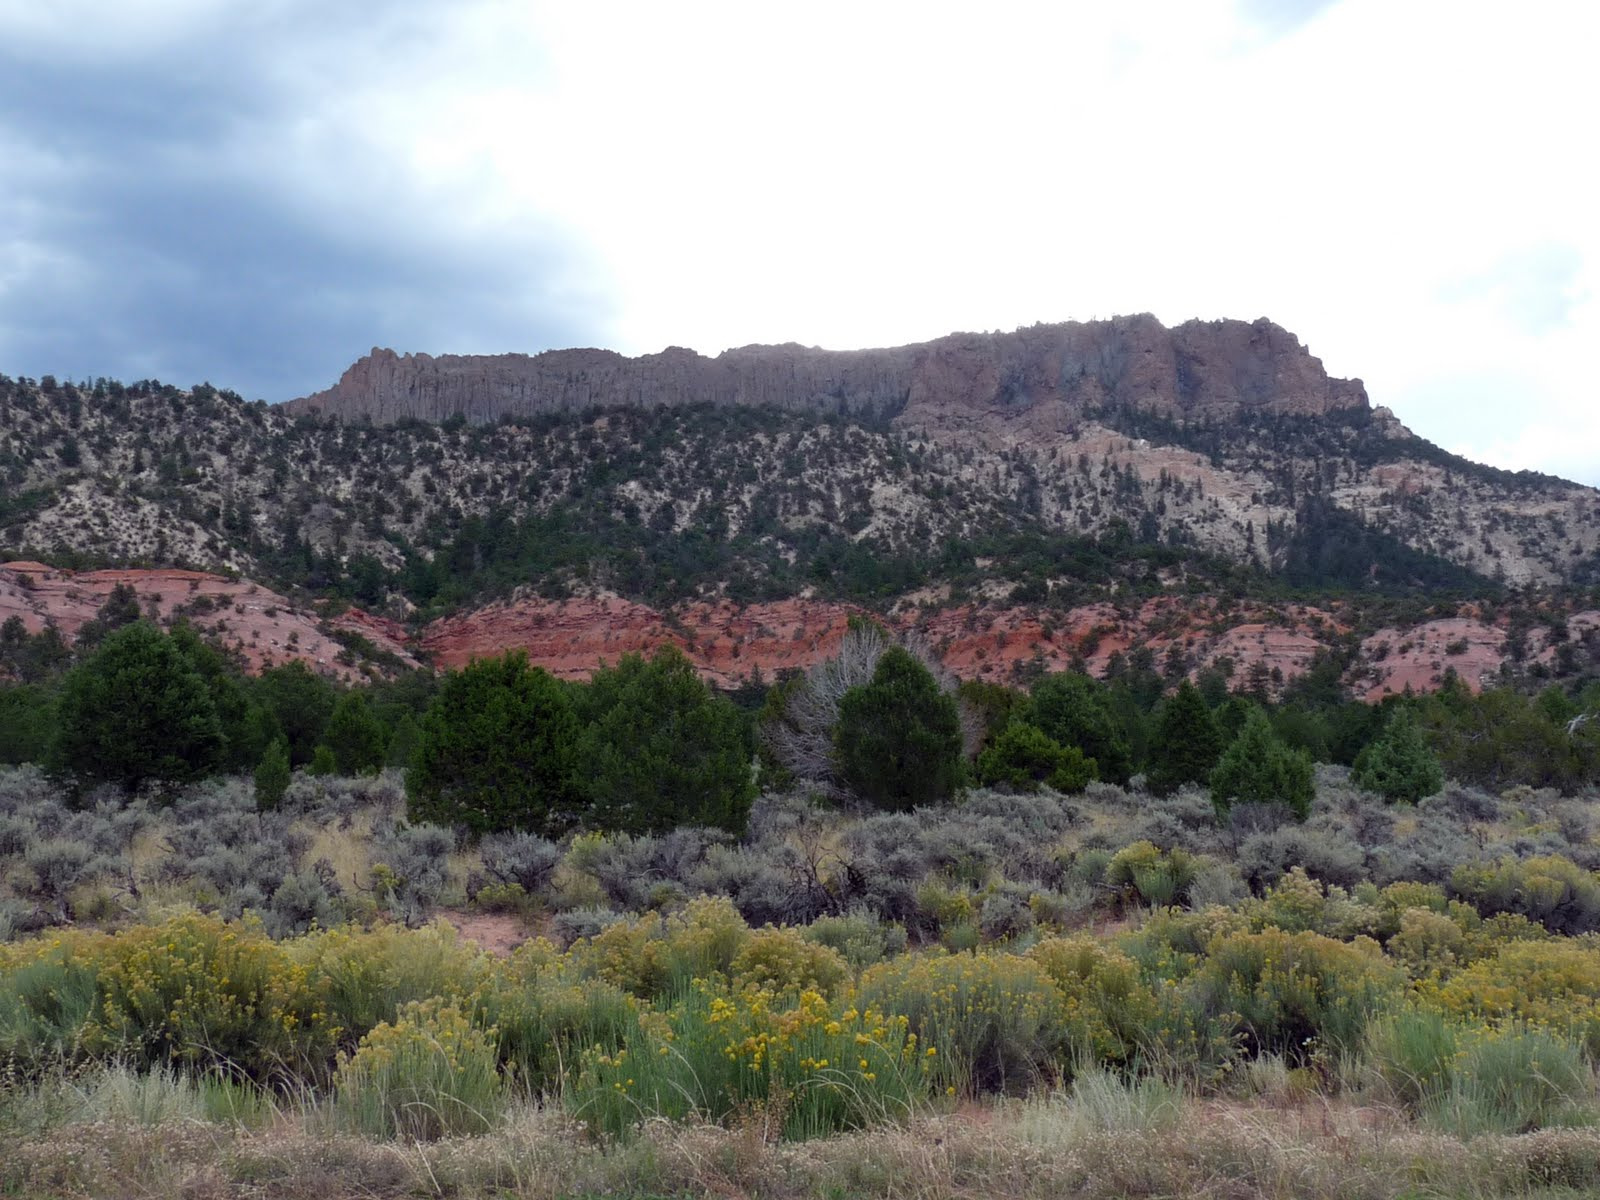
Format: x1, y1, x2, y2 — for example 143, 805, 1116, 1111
479, 830, 562, 896
689, 842, 831, 926
372, 822, 456, 925
1236, 822, 1366, 892
803, 908, 908, 969
550, 906, 624, 945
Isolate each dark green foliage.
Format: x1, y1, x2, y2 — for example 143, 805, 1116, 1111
1210, 708, 1315, 821
322, 690, 387, 776
50, 622, 224, 789
975, 723, 1097, 794
1146, 680, 1225, 796
957, 678, 1028, 745
833, 646, 965, 810
407, 652, 583, 836
579, 645, 755, 835
1280, 496, 1495, 596
1354, 707, 1443, 803
1420, 678, 1598, 792
0, 619, 71, 684
1022, 672, 1133, 786
253, 661, 337, 768
385, 711, 421, 770
169, 622, 266, 772
253, 738, 291, 810
73, 582, 143, 649
0, 683, 54, 765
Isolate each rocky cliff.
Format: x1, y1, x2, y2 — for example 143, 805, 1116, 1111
288, 315, 1370, 429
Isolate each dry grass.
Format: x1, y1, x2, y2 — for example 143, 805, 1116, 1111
7, 1087, 1600, 1200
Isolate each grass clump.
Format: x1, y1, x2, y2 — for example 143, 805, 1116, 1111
334, 997, 503, 1140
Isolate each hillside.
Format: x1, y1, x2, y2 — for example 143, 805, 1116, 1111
2, 315, 1599, 691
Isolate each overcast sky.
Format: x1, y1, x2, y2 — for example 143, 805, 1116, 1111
2, 1, 1596, 484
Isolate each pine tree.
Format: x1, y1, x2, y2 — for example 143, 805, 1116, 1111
1147, 680, 1225, 796
51, 622, 224, 789
253, 738, 292, 809
322, 690, 387, 776
579, 645, 756, 834
407, 652, 582, 836
1021, 672, 1133, 785
834, 646, 965, 810
1210, 708, 1315, 820
1353, 707, 1443, 803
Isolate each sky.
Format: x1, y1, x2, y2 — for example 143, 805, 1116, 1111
1, 0, 1596, 485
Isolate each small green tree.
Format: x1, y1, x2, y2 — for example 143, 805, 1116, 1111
322, 690, 387, 776
51, 622, 224, 789
1147, 679, 1225, 796
407, 652, 583, 836
1353, 707, 1443, 804
1022, 672, 1133, 786
975, 723, 1098, 793
1210, 708, 1315, 821
253, 738, 292, 810
579, 646, 755, 834
0, 683, 54, 766
834, 646, 965, 810
253, 660, 338, 768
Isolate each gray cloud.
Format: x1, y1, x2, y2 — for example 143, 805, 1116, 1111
0, 4, 608, 401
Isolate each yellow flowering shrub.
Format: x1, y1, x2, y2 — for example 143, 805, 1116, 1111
1422, 939, 1600, 1056
731, 927, 850, 997
1193, 928, 1402, 1059
568, 896, 751, 1000
1030, 936, 1160, 1065
480, 971, 635, 1091
570, 980, 924, 1140
291, 920, 489, 1051
857, 950, 1064, 1095
86, 913, 332, 1077
0, 927, 109, 1066
334, 997, 503, 1140
1388, 908, 1468, 976
1106, 841, 1199, 908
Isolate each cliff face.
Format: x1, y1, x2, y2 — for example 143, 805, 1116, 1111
288, 315, 1368, 428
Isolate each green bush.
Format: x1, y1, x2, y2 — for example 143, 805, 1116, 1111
834, 647, 966, 810
857, 951, 1064, 1096
407, 652, 582, 835
1450, 854, 1600, 936
976, 723, 1097, 794
1192, 928, 1402, 1060
1353, 707, 1443, 803
1146, 680, 1225, 797
1425, 1026, 1595, 1136
579, 646, 756, 835
1105, 841, 1200, 909
1210, 709, 1315, 821
51, 623, 224, 789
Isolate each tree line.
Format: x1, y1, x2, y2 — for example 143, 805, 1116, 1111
1, 592, 1597, 837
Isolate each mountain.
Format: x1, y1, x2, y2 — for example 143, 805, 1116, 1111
288, 314, 1368, 428
3, 315, 1599, 695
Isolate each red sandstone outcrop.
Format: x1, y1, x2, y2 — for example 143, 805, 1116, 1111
289, 316, 1368, 430
421, 593, 1353, 695
0, 562, 417, 682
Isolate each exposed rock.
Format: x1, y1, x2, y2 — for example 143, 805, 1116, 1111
288, 315, 1368, 430
0, 562, 418, 682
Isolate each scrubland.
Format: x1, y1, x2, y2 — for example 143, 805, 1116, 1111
4, 766, 1600, 1197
